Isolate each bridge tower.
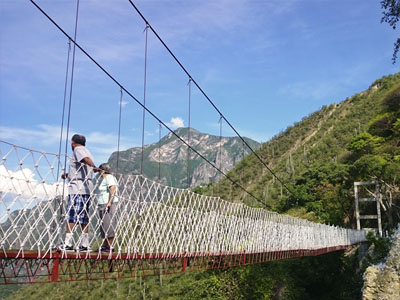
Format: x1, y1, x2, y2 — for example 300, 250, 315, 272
354, 181, 382, 236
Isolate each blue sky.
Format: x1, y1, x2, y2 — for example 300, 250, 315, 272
0, 0, 398, 164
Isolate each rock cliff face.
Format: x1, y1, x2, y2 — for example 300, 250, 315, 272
107, 127, 260, 188
362, 230, 400, 300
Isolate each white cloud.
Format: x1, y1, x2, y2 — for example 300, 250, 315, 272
166, 117, 184, 129
86, 131, 120, 145
0, 165, 61, 198
0, 124, 63, 147
0, 165, 68, 223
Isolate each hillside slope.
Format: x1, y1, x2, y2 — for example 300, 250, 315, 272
214, 73, 400, 226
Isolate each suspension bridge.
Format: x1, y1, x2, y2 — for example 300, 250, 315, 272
0, 141, 366, 284
0, 0, 367, 284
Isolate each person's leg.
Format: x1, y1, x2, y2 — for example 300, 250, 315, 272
66, 223, 74, 233
107, 237, 114, 249
81, 223, 88, 233
78, 195, 90, 250
64, 224, 74, 248
102, 206, 112, 250
102, 240, 109, 248
105, 203, 117, 251
63, 195, 76, 248
98, 205, 108, 249
80, 224, 89, 250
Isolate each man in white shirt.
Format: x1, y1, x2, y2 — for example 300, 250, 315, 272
59, 134, 97, 251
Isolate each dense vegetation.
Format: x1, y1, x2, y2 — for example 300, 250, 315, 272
2, 73, 400, 299
214, 73, 400, 231
1, 251, 362, 300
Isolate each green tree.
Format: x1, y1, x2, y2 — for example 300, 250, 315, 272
350, 154, 388, 179
279, 163, 352, 224
346, 132, 383, 157
393, 118, 400, 136
381, 0, 400, 63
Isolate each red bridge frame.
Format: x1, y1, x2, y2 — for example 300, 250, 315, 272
0, 245, 352, 284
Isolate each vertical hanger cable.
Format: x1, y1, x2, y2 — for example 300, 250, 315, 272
116, 88, 123, 174
140, 24, 149, 175
187, 78, 192, 189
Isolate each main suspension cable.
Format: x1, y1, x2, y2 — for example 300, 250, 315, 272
127, 0, 298, 201
29, 0, 272, 209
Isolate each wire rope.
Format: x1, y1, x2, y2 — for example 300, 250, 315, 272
158, 123, 161, 181
219, 115, 223, 194
56, 39, 71, 180
140, 24, 149, 175
60, 0, 80, 228
54, 39, 72, 229
63, 0, 80, 160
127, 0, 298, 201
116, 88, 123, 174
187, 78, 192, 189
29, 0, 272, 209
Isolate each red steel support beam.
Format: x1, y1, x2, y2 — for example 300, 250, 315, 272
51, 256, 60, 282
0, 245, 356, 285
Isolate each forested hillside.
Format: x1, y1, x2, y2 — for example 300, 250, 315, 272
3, 73, 400, 300
212, 73, 400, 230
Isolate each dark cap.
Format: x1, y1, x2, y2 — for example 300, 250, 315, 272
72, 134, 86, 146
99, 163, 111, 174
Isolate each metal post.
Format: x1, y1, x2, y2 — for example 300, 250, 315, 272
354, 183, 360, 230
51, 257, 60, 282
376, 183, 382, 236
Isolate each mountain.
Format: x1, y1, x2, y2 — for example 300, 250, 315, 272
107, 127, 261, 188
213, 73, 400, 225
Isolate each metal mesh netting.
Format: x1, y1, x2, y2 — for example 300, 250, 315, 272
0, 141, 366, 259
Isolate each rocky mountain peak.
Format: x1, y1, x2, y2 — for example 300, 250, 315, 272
107, 127, 260, 188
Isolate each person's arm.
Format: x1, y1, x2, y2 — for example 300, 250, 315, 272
107, 185, 117, 210
76, 148, 99, 172
81, 157, 95, 168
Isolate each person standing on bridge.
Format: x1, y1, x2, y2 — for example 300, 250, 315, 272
96, 163, 119, 253
59, 134, 97, 252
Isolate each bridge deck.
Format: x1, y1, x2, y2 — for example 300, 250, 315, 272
0, 245, 351, 284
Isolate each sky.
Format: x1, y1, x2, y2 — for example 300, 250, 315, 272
0, 0, 399, 165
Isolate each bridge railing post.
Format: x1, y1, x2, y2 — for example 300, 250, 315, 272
51, 255, 60, 282
182, 252, 187, 273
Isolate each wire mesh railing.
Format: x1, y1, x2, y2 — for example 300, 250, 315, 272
0, 141, 366, 259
